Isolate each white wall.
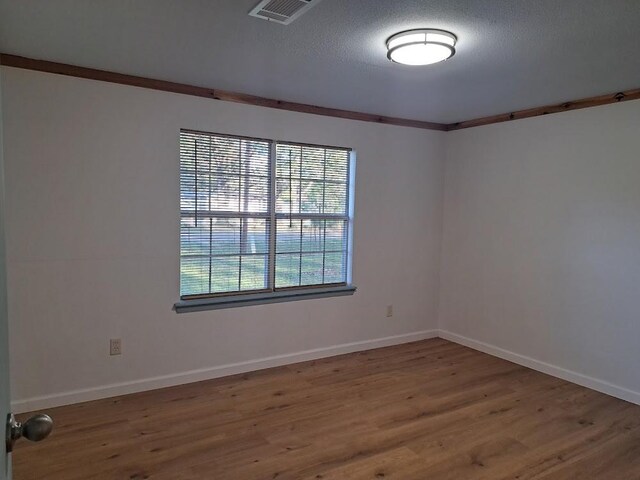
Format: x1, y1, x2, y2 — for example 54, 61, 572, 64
440, 101, 640, 403
1, 67, 445, 411
6, 65, 639, 413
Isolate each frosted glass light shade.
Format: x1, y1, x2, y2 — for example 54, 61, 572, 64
386, 29, 457, 66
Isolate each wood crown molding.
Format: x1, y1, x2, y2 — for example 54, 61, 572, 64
2, 53, 639, 132
0, 53, 447, 132
447, 88, 640, 131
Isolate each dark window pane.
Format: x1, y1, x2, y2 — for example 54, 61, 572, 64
324, 252, 346, 284
325, 149, 349, 182
240, 255, 269, 291
324, 183, 347, 214
276, 219, 301, 253
324, 220, 347, 252
211, 256, 240, 293
300, 180, 324, 214
275, 178, 301, 214
240, 218, 270, 255
299, 146, 325, 180
180, 218, 212, 257
276, 253, 301, 288
302, 219, 324, 252
180, 257, 210, 296
301, 253, 324, 286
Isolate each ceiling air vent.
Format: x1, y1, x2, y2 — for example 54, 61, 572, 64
249, 0, 322, 25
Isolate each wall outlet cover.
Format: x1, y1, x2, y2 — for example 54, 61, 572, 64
110, 338, 122, 356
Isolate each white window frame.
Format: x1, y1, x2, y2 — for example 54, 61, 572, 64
175, 130, 356, 313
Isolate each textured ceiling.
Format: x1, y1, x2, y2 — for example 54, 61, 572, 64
1, 0, 639, 124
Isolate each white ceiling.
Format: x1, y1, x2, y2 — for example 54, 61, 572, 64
1, 0, 639, 124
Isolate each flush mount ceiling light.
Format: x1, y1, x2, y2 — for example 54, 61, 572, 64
386, 29, 457, 66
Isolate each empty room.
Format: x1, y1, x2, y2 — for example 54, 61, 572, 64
1, 0, 640, 478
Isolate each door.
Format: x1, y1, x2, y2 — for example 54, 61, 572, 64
1, 66, 52, 480
1, 67, 11, 480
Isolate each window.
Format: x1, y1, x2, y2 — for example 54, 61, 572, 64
177, 130, 355, 310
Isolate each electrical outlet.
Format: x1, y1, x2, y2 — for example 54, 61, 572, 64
110, 338, 122, 356
386, 305, 393, 317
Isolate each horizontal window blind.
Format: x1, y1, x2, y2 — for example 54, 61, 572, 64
274, 143, 350, 289
180, 130, 352, 299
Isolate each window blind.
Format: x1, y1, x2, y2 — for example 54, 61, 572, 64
180, 130, 351, 299
274, 143, 350, 289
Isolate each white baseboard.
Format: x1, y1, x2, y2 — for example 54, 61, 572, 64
438, 330, 640, 406
12, 329, 438, 413
14, 328, 639, 412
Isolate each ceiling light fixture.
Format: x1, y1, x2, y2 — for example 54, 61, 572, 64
386, 29, 457, 66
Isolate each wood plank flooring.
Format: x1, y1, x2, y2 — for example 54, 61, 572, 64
12, 339, 640, 479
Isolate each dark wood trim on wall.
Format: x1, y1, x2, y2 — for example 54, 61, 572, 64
447, 88, 640, 131
1, 53, 639, 132
0, 53, 448, 132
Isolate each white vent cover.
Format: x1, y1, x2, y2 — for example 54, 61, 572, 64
249, 0, 322, 25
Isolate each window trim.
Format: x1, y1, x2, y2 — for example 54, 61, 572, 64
174, 284, 356, 313
176, 131, 356, 311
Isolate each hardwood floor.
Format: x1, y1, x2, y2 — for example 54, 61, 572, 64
12, 338, 640, 479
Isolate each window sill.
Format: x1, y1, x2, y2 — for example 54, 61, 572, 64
174, 285, 357, 313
